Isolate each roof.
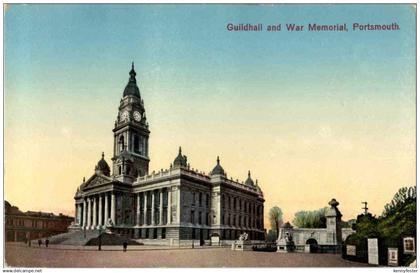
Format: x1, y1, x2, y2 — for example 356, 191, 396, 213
244, 170, 254, 186
123, 62, 141, 98
210, 156, 225, 176
5, 201, 73, 219
173, 147, 188, 168
95, 152, 110, 176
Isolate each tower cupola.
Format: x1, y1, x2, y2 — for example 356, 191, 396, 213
123, 62, 141, 98
210, 156, 225, 176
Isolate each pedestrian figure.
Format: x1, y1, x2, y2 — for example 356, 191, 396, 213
45, 239, 49, 248
123, 241, 127, 252
38, 239, 42, 247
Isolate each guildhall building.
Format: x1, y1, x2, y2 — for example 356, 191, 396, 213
73, 64, 265, 244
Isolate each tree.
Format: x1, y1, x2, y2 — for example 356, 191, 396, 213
345, 186, 416, 253
266, 229, 278, 242
345, 213, 379, 257
378, 186, 416, 239
342, 219, 357, 229
292, 207, 328, 228
382, 186, 416, 217
269, 206, 283, 238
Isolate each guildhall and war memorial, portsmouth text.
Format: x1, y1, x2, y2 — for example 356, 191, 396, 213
226, 23, 400, 32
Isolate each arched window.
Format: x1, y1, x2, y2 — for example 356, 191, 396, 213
119, 135, 125, 152
133, 135, 140, 153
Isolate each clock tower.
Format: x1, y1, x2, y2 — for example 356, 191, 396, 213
112, 63, 150, 183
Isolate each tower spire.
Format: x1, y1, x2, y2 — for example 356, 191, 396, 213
123, 62, 140, 98
129, 62, 137, 82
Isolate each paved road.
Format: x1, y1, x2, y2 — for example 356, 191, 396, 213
5, 243, 367, 268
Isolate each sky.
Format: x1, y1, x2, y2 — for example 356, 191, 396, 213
4, 4, 416, 226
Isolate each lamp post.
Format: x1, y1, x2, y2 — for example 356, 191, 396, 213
98, 226, 103, 251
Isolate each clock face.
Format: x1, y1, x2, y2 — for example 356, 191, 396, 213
120, 111, 129, 122
133, 111, 141, 122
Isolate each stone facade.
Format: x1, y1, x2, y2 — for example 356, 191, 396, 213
73, 64, 265, 244
277, 199, 355, 253
5, 201, 74, 242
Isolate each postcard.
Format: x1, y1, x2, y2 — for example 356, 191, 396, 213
3, 3, 416, 270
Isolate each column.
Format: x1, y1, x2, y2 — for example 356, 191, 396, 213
77, 204, 82, 225
111, 192, 116, 225
167, 187, 172, 224
83, 199, 87, 227
75, 204, 78, 223
159, 190, 163, 225
176, 187, 180, 224
151, 191, 155, 225
104, 193, 109, 225
98, 195, 103, 227
92, 196, 97, 228
143, 192, 147, 225
87, 197, 92, 228
136, 193, 141, 226
128, 131, 131, 152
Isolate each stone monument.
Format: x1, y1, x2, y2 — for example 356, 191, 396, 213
232, 232, 253, 251
277, 222, 295, 252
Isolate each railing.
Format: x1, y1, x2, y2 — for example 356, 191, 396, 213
136, 167, 211, 184
135, 167, 262, 196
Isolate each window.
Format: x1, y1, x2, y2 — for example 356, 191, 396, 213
206, 194, 210, 207
198, 212, 202, 224
199, 193, 202, 207
206, 213, 209, 225
119, 135, 125, 152
118, 166, 122, 175
190, 210, 195, 224
133, 135, 140, 153
192, 192, 195, 205
161, 228, 166, 239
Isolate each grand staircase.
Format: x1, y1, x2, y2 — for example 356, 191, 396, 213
34, 230, 100, 246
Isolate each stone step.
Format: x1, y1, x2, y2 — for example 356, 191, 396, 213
32, 230, 101, 246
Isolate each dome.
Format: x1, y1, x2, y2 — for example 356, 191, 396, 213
123, 62, 141, 98
210, 156, 225, 176
173, 147, 188, 168
244, 170, 254, 186
95, 152, 110, 176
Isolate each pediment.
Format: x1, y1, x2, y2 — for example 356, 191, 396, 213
81, 173, 112, 190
